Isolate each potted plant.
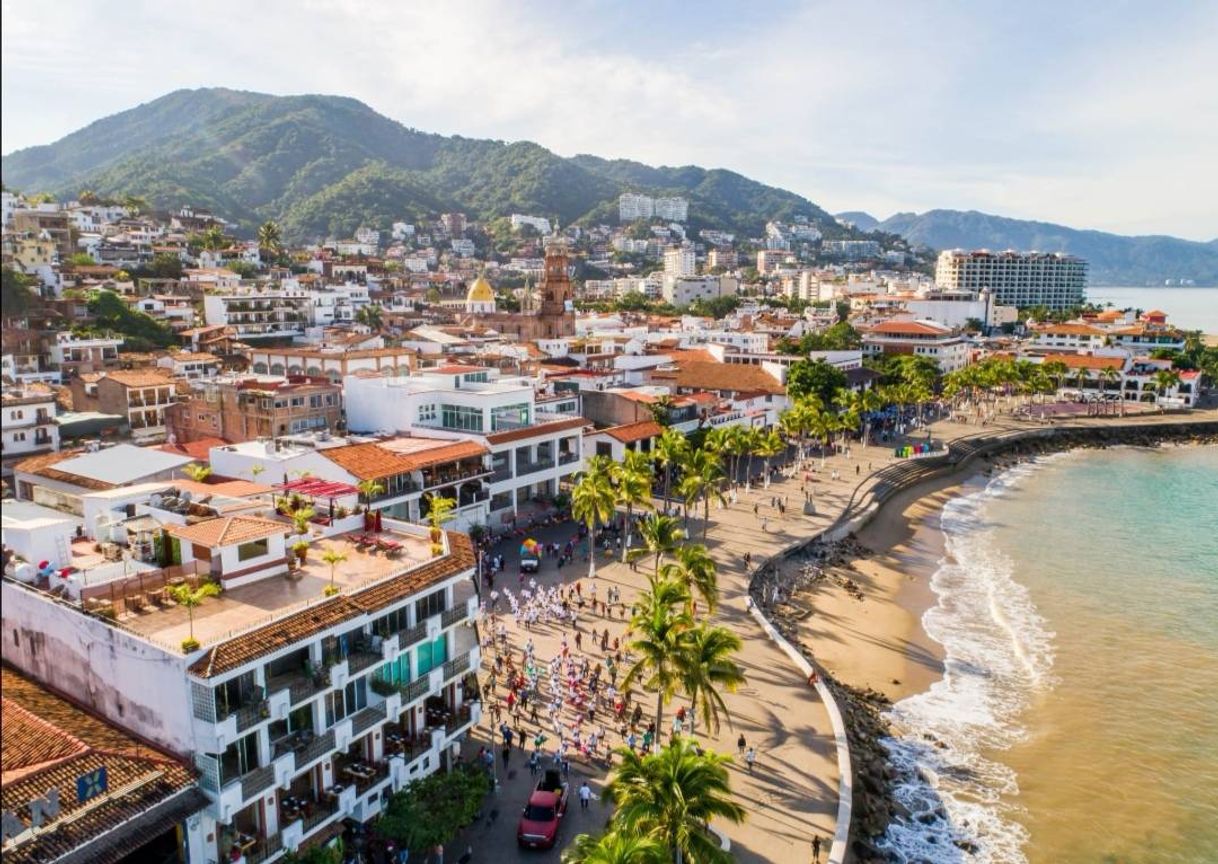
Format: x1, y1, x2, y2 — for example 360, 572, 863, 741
292, 540, 310, 563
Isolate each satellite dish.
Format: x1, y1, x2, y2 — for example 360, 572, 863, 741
180, 491, 192, 504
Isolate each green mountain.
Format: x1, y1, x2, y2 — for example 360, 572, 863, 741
877, 209, 1218, 286
1, 88, 845, 243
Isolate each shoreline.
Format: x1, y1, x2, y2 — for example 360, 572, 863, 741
750, 419, 1218, 862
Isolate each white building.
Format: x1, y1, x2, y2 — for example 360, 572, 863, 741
1, 387, 59, 460
653, 196, 689, 222
862, 319, 972, 372
822, 240, 881, 259
343, 366, 587, 524
203, 287, 311, 340
509, 214, 552, 235
901, 289, 1017, 330
618, 193, 654, 221
664, 245, 696, 278
662, 275, 739, 307
2, 500, 481, 864
935, 249, 1087, 310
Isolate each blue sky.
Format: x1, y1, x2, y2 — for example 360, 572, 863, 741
2, 0, 1215, 239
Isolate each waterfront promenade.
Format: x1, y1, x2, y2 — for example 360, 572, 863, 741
455, 404, 1218, 863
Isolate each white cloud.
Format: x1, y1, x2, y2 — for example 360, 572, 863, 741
1, 0, 1214, 238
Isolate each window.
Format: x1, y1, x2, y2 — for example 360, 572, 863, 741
325, 394, 336, 406
417, 403, 437, 422
415, 635, 448, 676
290, 397, 304, 408
12, 410, 22, 420
596, 442, 612, 458
324, 678, 367, 727
237, 538, 269, 561
490, 403, 531, 431
415, 589, 446, 622
309, 395, 322, 408
440, 404, 482, 432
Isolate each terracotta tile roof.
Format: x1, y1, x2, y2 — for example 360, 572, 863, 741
188, 532, 475, 678
867, 319, 953, 336
598, 420, 663, 444
175, 478, 274, 499
484, 416, 589, 445
1038, 323, 1105, 337
653, 361, 785, 395
158, 437, 227, 462
102, 369, 175, 388
1051, 354, 1126, 370
322, 440, 488, 481
1, 664, 202, 864
166, 515, 287, 547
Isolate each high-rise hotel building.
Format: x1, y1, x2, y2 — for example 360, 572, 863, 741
935, 249, 1087, 310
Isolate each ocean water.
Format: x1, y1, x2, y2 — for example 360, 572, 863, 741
1086, 286, 1218, 334
879, 445, 1218, 863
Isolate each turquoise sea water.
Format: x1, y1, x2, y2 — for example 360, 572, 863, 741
881, 445, 1218, 863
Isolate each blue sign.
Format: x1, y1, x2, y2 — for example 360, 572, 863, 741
76, 767, 108, 803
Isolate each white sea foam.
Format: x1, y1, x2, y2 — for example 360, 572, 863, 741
877, 459, 1061, 864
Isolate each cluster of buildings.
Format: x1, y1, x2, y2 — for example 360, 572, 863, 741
1, 190, 1208, 863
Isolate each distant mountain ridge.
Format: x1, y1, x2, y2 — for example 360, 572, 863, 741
875, 209, 1218, 286
0, 88, 846, 243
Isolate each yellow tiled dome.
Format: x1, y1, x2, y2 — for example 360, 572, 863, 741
466, 275, 494, 302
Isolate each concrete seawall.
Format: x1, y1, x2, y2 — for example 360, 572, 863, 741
745, 414, 1218, 864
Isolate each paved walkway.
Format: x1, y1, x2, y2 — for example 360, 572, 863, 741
450, 404, 1218, 863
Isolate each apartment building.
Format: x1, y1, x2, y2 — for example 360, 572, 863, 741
70, 369, 178, 441
664, 245, 696, 278
1, 386, 59, 464
203, 288, 311, 340
861, 319, 972, 372
661, 275, 738, 306
935, 249, 1087, 310
1030, 322, 1108, 352
48, 332, 123, 377
11, 209, 73, 259
510, 214, 552, 235
166, 376, 343, 444
653, 197, 689, 222
2, 504, 481, 864
821, 240, 881, 259
343, 366, 586, 523
157, 350, 223, 380
618, 193, 654, 221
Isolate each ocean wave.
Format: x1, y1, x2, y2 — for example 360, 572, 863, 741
876, 459, 1059, 864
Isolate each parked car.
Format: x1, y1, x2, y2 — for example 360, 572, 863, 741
516, 769, 568, 849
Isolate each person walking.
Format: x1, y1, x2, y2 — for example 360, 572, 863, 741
812, 835, 822, 863
579, 781, 592, 810
745, 747, 756, 773
737, 733, 747, 756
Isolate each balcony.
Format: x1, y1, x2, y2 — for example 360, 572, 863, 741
558, 452, 580, 466
402, 676, 431, 704
295, 729, 337, 770
399, 622, 428, 651
349, 704, 387, 738
442, 652, 471, 682
515, 457, 555, 476
240, 763, 276, 802
346, 647, 382, 677
490, 465, 512, 483
440, 603, 468, 629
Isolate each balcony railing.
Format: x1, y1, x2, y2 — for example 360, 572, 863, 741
442, 653, 471, 682
399, 623, 428, 650
346, 649, 381, 676
489, 465, 512, 483
403, 676, 431, 703
296, 729, 336, 768
244, 832, 283, 864
558, 452, 580, 466
241, 763, 276, 801
516, 458, 555, 475
440, 604, 467, 629
350, 704, 387, 738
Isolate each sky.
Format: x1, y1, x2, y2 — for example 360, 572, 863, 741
2, 0, 1216, 240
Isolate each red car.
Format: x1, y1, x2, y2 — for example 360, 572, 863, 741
516, 770, 568, 849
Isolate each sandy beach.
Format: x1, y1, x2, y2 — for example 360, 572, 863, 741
783, 468, 994, 704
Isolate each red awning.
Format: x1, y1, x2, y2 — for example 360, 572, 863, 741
274, 478, 360, 498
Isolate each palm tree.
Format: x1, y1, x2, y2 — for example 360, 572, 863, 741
1154, 369, 1181, 403
169, 581, 221, 650
752, 429, 784, 489
808, 410, 838, 467
290, 506, 316, 536
572, 461, 617, 579
614, 450, 655, 562
356, 478, 385, 515
678, 448, 725, 540
632, 513, 686, 577
256, 221, 282, 259
355, 304, 384, 331
425, 494, 457, 532
655, 428, 690, 511
645, 393, 677, 427
605, 737, 746, 864
181, 462, 212, 483
623, 577, 692, 751
562, 831, 668, 864
321, 546, 347, 596
660, 543, 718, 613
1043, 360, 1069, 398
200, 225, 227, 252
702, 427, 732, 482
678, 624, 745, 736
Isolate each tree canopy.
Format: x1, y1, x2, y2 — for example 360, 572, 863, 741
787, 358, 848, 404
